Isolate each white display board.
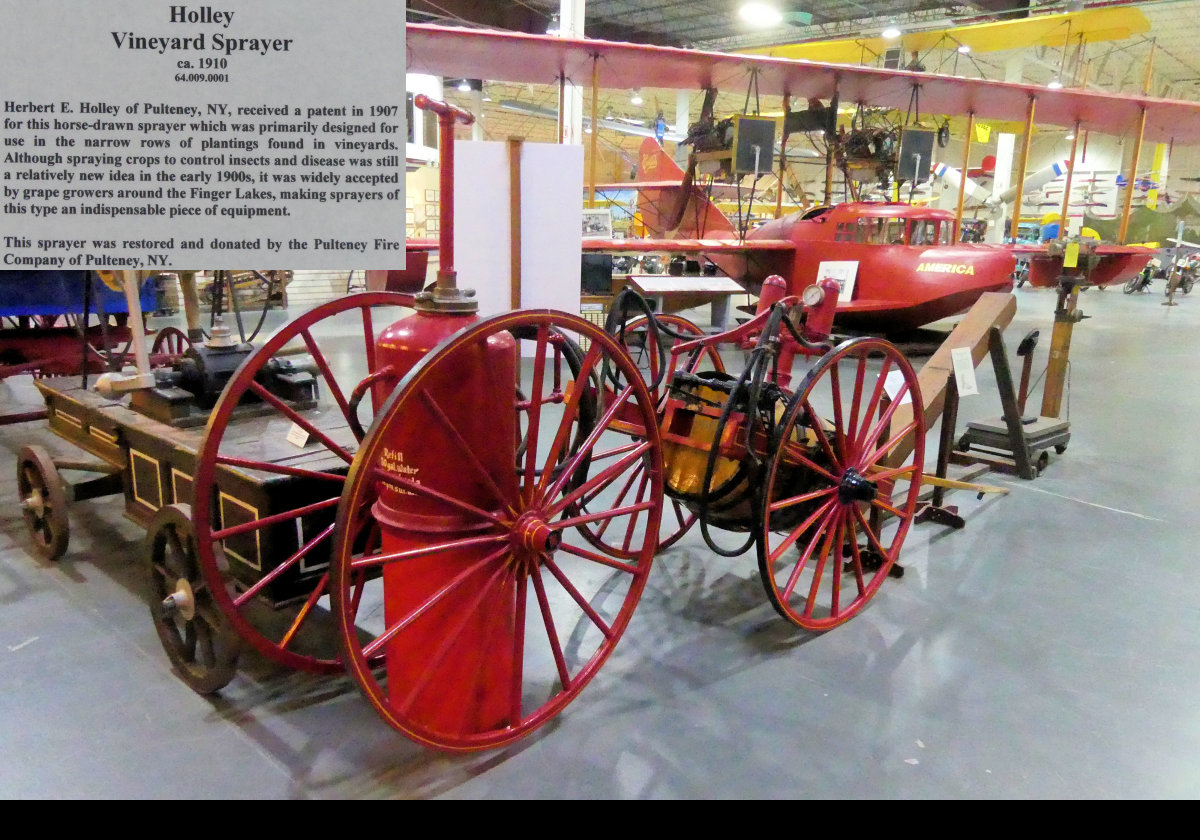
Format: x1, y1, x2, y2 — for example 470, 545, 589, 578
1, 0, 405, 270
453, 141, 583, 325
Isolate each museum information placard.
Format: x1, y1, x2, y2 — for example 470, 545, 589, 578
2, 1, 406, 270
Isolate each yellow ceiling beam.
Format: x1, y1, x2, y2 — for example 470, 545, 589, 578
744, 7, 1150, 64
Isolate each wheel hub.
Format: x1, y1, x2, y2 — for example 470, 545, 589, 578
512, 512, 562, 555
161, 578, 196, 622
838, 468, 878, 504
21, 489, 46, 518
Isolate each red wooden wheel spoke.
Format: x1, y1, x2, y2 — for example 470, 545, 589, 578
770, 498, 836, 564
555, 541, 642, 575
361, 548, 509, 659
846, 352, 868, 453
520, 325, 551, 504
395, 563, 512, 716
579, 440, 643, 466
767, 484, 837, 515
247, 380, 354, 464
544, 383, 636, 502
350, 533, 507, 572
852, 505, 894, 562
620, 472, 651, 553
212, 497, 339, 541
534, 343, 603, 497
781, 503, 839, 598
554, 500, 656, 532
800, 401, 843, 473
541, 557, 615, 640
279, 571, 330, 651
828, 360, 848, 463
865, 463, 919, 484
370, 467, 506, 526
545, 441, 650, 517
508, 573, 528, 725
829, 517, 845, 618
872, 497, 907, 519
862, 421, 920, 470
300, 328, 353, 424
581, 462, 643, 538
842, 516, 866, 594
360, 305, 379, 410
418, 388, 513, 510
858, 386, 910, 466
214, 454, 347, 483
530, 564, 573, 691
852, 357, 892, 455
233, 523, 333, 607
780, 439, 841, 485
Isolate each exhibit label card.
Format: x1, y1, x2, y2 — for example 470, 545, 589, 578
949, 346, 979, 397
1, 0, 406, 270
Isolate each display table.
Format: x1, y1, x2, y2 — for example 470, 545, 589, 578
622, 274, 744, 332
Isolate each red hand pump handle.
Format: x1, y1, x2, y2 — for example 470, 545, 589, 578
414, 95, 474, 281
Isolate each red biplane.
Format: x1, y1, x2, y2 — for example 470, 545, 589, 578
406, 23, 1200, 318
586, 138, 1018, 332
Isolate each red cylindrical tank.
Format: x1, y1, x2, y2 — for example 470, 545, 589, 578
371, 309, 519, 736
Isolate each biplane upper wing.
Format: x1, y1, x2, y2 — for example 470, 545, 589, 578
582, 238, 794, 253
407, 23, 1200, 145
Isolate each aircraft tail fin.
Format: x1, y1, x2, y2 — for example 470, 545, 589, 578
632, 138, 737, 238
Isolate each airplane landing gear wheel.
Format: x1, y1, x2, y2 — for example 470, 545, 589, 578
757, 338, 924, 631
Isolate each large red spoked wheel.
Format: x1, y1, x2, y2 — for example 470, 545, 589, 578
589, 314, 724, 552
757, 337, 924, 631
191, 292, 414, 674
330, 310, 663, 751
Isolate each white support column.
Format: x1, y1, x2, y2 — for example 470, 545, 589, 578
559, 0, 585, 146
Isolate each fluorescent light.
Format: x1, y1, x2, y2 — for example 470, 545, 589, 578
739, 2, 783, 27
957, 44, 970, 54
1066, 133, 1075, 140
1048, 78, 1063, 89
882, 25, 901, 39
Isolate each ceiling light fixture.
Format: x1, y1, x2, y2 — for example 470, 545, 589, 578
739, 2, 783, 27
1066, 133, 1075, 140
546, 13, 560, 36
630, 90, 643, 106
957, 44, 970, 54
882, 25, 902, 39
1048, 78, 1063, 90
457, 79, 471, 92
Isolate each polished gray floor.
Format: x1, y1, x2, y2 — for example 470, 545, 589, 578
2, 283, 1198, 799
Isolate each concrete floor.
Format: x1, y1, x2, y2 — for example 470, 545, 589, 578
2, 283, 1199, 799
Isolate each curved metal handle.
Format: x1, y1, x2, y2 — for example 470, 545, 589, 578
413, 94, 474, 126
